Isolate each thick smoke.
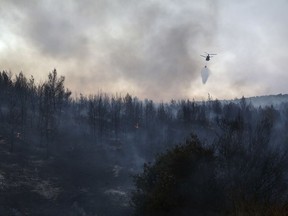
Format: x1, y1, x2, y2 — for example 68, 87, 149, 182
0, 0, 219, 100
2, 0, 288, 100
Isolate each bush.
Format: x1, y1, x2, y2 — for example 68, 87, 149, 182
131, 135, 224, 216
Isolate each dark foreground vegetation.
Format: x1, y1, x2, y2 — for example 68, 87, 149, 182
0, 69, 288, 215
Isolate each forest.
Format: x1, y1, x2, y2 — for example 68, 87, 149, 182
1, 69, 288, 215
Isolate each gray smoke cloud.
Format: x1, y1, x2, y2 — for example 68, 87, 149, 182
0, 0, 218, 100
1, 0, 288, 101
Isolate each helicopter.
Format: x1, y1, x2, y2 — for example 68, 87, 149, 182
200, 52, 217, 61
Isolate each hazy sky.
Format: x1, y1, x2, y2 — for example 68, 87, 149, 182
0, 0, 287, 101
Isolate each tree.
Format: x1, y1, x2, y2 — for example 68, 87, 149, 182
123, 93, 134, 132
38, 69, 71, 157
14, 73, 29, 137
143, 99, 156, 130
215, 108, 288, 215
87, 93, 110, 143
111, 95, 122, 139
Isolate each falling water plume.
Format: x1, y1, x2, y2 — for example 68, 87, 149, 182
201, 66, 211, 84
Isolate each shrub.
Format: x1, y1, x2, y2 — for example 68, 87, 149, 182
131, 135, 224, 216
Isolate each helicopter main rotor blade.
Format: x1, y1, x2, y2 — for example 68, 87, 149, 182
200, 55, 206, 57
204, 52, 217, 55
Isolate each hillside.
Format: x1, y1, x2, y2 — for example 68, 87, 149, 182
1, 71, 288, 215
221, 94, 288, 107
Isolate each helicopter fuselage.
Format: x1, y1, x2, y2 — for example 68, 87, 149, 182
201, 53, 216, 61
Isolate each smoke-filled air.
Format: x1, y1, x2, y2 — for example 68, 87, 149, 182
1, 0, 288, 100
1, 0, 288, 215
